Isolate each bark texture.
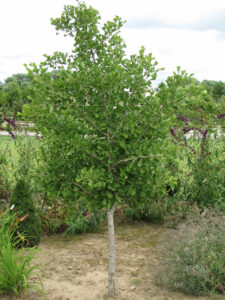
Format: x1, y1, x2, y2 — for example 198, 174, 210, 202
107, 203, 116, 298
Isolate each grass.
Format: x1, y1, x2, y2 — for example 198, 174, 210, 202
0, 136, 19, 162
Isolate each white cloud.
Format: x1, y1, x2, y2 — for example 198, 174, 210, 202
121, 26, 225, 82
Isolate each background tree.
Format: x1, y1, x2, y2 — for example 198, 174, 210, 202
24, 2, 170, 297
201, 79, 225, 103
0, 73, 32, 118
157, 68, 225, 211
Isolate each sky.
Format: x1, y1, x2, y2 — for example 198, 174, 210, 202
1, 0, 225, 84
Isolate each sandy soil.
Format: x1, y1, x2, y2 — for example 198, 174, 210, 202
0, 213, 222, 300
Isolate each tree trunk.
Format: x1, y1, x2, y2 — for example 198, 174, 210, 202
107, 202, 116, 298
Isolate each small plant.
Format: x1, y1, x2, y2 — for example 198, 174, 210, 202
157, 210, 225, 296
0, 208, 45, 298
38, 198, 68, 235
123, 199, 167, 223
9, 179, 42, 247
65, 208, 100, 235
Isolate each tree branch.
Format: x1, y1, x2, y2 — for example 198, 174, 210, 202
133, 115, 158, 144
112, 155, 154, 168
74, 103, 107, 137
103, 93, 110, 144
72, 181, 93, 196
103, 93, 113, 172
170, 128, 196, 154
83, 149, 102, 162
111, 110, 128, 139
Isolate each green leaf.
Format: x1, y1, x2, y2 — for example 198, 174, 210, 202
106, 191, 113, 199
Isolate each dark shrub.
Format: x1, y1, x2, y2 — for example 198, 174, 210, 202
9, 179, 42, 247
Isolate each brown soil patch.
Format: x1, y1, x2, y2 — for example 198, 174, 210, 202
0, 215, 221, 300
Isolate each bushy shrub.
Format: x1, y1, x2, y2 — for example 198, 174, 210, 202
183, 141, 225, 212
0, 209, 45, 298
157, 211, 225, 296
65, 207, 101, 235
38, 198, 68, 235
9, 179, 42, 247
37, 196, 101, 235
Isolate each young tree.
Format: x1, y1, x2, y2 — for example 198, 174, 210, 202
24, 2, 169, 297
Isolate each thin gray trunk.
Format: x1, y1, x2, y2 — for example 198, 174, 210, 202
107, 202, 116, 298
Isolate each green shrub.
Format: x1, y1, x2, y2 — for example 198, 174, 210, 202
184, 154, 225, 212
65, 209, 101, 235
123, 202, 165, 223
0, 209, 45, 298
37, 197, 101, 235
157, 211, 225, 296
37, 197, 68, 235
9, 179, 42, 247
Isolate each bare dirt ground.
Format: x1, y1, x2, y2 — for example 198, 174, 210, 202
0, 212, 223, 300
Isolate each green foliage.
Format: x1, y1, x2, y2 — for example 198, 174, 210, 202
184, 145, 225, 211
0, 209, 45, 298
0, 111, 4, 127
157, 68, 225, 212
158, 67, 223, 121
157, 211, 225, 296
38, 198, 68, 235
23, 2, 170, 215
9, 179, 42, 247
202, 79, 225, 103
38, 197, 101, 235
123, 141, 182, 221
0, 149, 10, 208
0, 135, 39, 194
123, 202, 165, 223
0, 73, 33, 118
2, 134, 42, 245
13, 136, 36, 181
65, 209, 100, 235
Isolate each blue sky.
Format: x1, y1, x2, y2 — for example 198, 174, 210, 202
1, 0, 225, 84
